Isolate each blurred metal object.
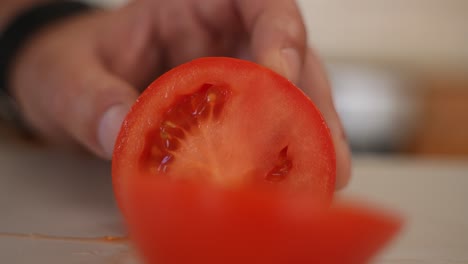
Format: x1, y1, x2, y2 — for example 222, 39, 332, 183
328, 63, 422, 152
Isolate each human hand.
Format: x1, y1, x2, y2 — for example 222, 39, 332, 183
10, 0, 350, 188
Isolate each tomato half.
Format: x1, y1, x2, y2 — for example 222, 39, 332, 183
113, 57, 336, 202
112, 57, 400, 264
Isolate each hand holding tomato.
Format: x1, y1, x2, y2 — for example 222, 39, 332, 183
9, 0, 350, 188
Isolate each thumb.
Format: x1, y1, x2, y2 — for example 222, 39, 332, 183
50, 64, 138, 159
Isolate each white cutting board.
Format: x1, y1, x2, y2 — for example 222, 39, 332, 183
0, 133, 467, 263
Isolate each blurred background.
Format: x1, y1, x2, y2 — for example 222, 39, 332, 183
297, 0, 468, 157
49, 0, 468, 158
0, 1, 467, 262
2, 0, 468, 157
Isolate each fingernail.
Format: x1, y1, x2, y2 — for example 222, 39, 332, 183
281, 48, 301, 83
97, 104, 131, 159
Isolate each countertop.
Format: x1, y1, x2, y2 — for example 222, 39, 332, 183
0, 133, 467, 263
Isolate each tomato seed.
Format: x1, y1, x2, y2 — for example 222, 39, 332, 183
266, 146, 292, 182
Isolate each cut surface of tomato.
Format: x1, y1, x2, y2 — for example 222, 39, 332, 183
112, 57, 400, 264
113, 57, 336, 204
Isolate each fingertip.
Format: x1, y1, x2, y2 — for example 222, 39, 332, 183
97, 103, 132, 159
236, 0, 306, 83
258, 47, 302, 84
335, 135, 352, 190
325, 111, 352, 190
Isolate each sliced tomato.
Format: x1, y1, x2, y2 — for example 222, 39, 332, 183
112, 57, 400, 264
125, 181, 401, 264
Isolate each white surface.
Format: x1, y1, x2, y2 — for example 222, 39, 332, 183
0, 137, 467, 263
343, 157, 468, 264
0, 142, 121, 237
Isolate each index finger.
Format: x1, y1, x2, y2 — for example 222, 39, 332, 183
235, 0, 307, 83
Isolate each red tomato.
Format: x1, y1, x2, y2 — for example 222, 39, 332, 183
112, 57, 400, 264
113, 57, 336, 202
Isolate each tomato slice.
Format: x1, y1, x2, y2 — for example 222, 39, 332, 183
112, 57, 400, 264
125, 181, 401, 264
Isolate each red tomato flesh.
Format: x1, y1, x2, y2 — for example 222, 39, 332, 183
112, 57, 401, 264
114, 57, 336, 202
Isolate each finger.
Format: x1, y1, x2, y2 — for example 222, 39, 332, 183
235, 0, 307, 83
46, 62, 138, 159
299, 48, 352, 189
133, 0, 213, 67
